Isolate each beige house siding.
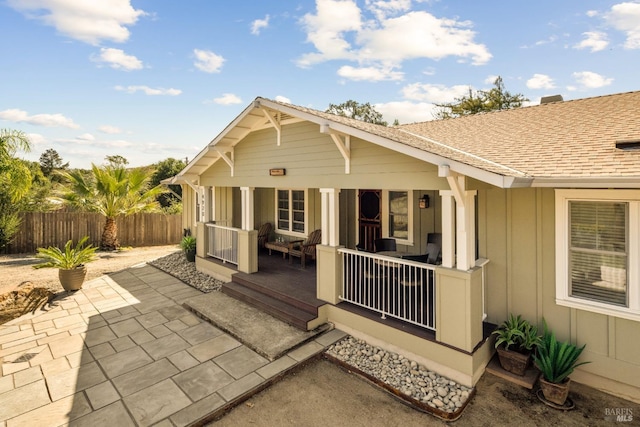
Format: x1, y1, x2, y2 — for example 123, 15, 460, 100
480, 187, 640, 398
199, 122, 445, 190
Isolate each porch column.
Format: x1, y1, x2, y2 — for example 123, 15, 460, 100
240, 187, 254, 231
320, 188, 340, 246
239, 187, 257, 273
440, 193, 455, 268
203, 186, 213, 222
317, 188, 342, 304
438, 166, 476, 271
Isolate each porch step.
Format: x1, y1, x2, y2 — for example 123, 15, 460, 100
222, 281, 318, 331
231, 273, 321, 315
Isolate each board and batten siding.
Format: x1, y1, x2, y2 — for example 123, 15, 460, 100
479, 186, 640, 398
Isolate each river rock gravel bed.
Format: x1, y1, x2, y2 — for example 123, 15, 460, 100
149, 252, 224, 293
326, 336, 472, 413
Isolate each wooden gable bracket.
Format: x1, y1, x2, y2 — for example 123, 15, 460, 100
215, 148, 234, 177
439, 165, 465, 206
261, 109, 282, 146
320, 124, 351, 174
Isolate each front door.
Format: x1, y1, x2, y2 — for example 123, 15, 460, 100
358, 189, 382, 252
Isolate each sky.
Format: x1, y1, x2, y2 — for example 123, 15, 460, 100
1, 0, 639, 170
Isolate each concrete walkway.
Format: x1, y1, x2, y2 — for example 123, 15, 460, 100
0, 264, 346, 427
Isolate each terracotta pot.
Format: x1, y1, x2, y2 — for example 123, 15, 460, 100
496, 346, 531, 376
58, 266, 87, 291
539, 377, 570, 405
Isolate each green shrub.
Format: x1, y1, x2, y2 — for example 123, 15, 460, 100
533, 320, 590, 383
33, 236, 98, 270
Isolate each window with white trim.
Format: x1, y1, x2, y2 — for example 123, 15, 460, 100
556, 190, 640, 321
382, 190, 413, 245
276, 189, 306, 234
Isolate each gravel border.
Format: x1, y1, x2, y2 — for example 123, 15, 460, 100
326, 336, 473, 415
149, 252, 224, 293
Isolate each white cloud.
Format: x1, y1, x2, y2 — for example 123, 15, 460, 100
570, 71, 613, 89
605, 2, 640, 49
6, 0, 145, 45
193, 49, 225, 73
0, 108, 79, 128
91, 47, 143, 70
77, 133, 95, 141
297, 1, 491, 78
401, 83, 470, 104
337, 65, 403, 81
98, 125, 122, 134
213, 93, 242, 105
275, 95, 292, 104
26, 133, 46, 145
574, 31, 609, 52
483, 75, 499, 85
375, 101, 437, 124
586, 10, 599, 18
115, 85, 182, 96
526, 74, 556, 90
251, 15, 270, 35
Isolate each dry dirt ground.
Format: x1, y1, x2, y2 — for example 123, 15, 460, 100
1, 246, 638, 426
0, 245, 181, 295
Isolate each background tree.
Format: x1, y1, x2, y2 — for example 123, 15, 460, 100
105, 155, 129, 167
39, 148, 69, 181
434, 76, 529, 119
326, 100, 388, 126
0, 129, 32, 249
150, 158, 186, 212
58, 164, 166, 251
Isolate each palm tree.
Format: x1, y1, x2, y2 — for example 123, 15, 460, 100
0, 129, 32, 249
58, 164, 166, 250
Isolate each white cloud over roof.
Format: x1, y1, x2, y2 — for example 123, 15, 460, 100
527, 74, 556, 90
574, 31, 609, 52
251, 15, 270, 35
0, 108, 80, 129
297, 0, 491, 81
91, 47, 143, 70
114, 85, 182, 96
7, 0, 145, 45
193, 49, 225, 73
605, 1, 640, 49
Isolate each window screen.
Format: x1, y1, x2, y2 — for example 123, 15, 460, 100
569, 201, 628, 306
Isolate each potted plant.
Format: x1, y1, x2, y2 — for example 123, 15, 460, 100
33, 236, 98, 291
492, 314, 541, 376
180, 235, 196, 262
533, 321, 590, 406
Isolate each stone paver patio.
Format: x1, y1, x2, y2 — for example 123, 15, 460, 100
0, 263, 346, 426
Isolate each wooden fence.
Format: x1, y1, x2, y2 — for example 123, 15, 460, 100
5, 212, 183, 254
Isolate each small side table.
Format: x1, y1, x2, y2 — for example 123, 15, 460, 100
264, 241, 289, 259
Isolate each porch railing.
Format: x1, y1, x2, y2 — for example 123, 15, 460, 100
339, 248, 436, 331
205, 223, 239, 265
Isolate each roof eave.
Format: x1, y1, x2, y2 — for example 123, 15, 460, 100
530, 176, 640, 188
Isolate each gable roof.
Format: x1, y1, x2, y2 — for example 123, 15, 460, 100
168, 91, 640, 189
400, 90, 640, 187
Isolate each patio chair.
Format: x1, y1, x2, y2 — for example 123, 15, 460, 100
374, 238, 397, 252
257, 222, 273, 249
288, 229, 321, 268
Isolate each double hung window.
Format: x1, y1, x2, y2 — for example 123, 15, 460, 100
277, 189, 306, 234
556, 190, 639, 321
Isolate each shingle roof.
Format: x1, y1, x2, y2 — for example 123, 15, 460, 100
268, 91, 640, 182
399, 91, 640, 179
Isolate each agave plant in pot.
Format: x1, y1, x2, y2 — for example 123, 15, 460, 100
180, 235, 196, 262
33, 236, 98, 291
533, 321, 590, 406
492, 314, 541, 376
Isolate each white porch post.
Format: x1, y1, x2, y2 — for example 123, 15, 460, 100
240, 187, 254, 231
320, 188, 340, 246
440, 192, 455, 268
438, 166, 477, 271
317, 188, 342, 305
